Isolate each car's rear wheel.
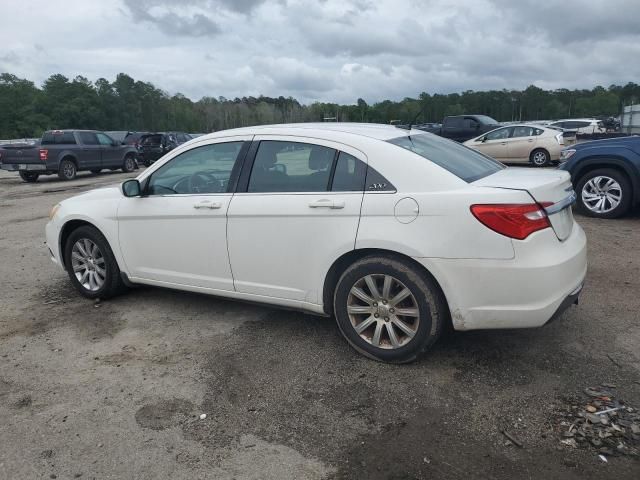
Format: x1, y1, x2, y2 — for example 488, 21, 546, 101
64, 225, 126, 299
530, 149, 550, 167
19, 171, 39, 183
575, 168, 631, 219
122, 155, 136, 173
58, 158, 77, 180
334, 256, 446, 363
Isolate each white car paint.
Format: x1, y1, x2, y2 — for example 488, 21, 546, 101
46, 123, 587, 330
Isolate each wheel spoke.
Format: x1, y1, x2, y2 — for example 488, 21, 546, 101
364, 275, 380, 299
348, 305, 373, 315
355, 316, 376, 333
389, 288, 410, 306
80, 270, 89, 285
395, 307, 419, 317
392, 317, 416, 338
381, 275, 392, 300
371, 322, 383, 347
350, 286, 374, 305
386, 322, 400, 348
76, 242, 87, 257
95, 265, 106, 278
73, 263, 85, 273
94, 256, 105, 265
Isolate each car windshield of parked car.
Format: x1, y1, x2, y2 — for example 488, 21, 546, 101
388, 134, 504, 183
148, 142, 244, 195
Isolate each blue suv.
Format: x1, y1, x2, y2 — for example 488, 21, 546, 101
559, 136, 640, 218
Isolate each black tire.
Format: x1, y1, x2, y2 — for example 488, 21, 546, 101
122, 155, 136, 173
19, 171, 39, 183
530, 148, 550, 167
91, 169, 101, 174
334, 255, 447, 363
58, 158, 77, 180
63, 225, 126, 300
575, 168, 632, 219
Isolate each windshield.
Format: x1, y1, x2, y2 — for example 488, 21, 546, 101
475, 115, 499, 125
387, 133, 505, 183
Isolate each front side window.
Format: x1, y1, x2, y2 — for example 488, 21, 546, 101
388, 134, 504, 183
248, 141, 336, 193
78, 132, 99, 145
147, 142, 244, 195
485, 127, 511, 140
96, 133, 114, 146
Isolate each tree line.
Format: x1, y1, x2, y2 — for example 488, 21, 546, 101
1, 72, 639, 139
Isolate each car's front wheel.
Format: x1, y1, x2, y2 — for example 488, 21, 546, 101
575, 168, 632, 219
19, 171, 39, 183
122, 155, 136, 173
334, 256, 446, 363
64, 225, 126, 299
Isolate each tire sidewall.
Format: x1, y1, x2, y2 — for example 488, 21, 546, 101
63, 226, 120, 299
575, 168, 631, 219
334, 257, 443, 363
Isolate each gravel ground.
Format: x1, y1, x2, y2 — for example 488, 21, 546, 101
0, 168, 638, 479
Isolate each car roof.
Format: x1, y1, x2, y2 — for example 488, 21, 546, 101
201, 123, 416, 142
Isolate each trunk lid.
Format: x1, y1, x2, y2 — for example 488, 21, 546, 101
473, 168, 575, 241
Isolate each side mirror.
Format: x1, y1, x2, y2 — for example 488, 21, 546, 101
122, 179, 141, 197
480, 136, 487, 143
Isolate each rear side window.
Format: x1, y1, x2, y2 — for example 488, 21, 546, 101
444, 117, 463, 128
331, 152, 366, 192
388, 134, 504, 183
41, 132, 77, 145
248, 141, 336, 193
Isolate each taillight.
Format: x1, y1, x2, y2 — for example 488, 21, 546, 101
39, 149, 48, 161
470, 204, 551, 240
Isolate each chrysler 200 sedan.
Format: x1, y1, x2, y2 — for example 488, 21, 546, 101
45, 123, 587, 363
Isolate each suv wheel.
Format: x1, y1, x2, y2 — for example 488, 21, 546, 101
575, 168, 632, 219
334, 256, 446, 363
58, 159, 77, 180
19, 171, 39, 183
64, 225, 126, 299
530, 149, 550, 167
122, 155, 136, 173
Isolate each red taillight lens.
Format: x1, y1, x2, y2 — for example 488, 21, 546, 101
39, 149, 48, 161
470, 204, 551, 240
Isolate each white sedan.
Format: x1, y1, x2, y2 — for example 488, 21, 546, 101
46, 123, 587, 363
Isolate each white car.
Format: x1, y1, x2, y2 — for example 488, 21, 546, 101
45, 124, 587, 363
547, 119, 604, 135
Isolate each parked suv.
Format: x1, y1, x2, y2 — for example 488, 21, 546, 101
559, 136, 640, 218
0, 130, 138, 182
139, 132, 192, 166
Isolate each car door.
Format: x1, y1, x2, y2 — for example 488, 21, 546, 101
96, 132, 122, 168
506, 126, 536, 162
76, 132, 102, 169
117, 136, 251, 290
471, 127, 512, 159
226, 137, 366, 304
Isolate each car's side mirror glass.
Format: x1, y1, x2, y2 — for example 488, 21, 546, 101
122, 179, 141, 197
480, 136, 487, 142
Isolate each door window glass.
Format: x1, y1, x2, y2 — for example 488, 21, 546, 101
331, 152, 366, 191
248, 141, 335, 193
78, 132, 99, 145
96, 133, 114, 146
485, 128, 511, 140
148, 142, 244, 195
511, 126, 535, 138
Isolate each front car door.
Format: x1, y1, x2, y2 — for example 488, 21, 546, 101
117, 136, 251, 290
506, 125, 537, 162
471, 127, 512, 159
76, 132, 102, 170
226, 137, 366, 306
96, 132, 122, 168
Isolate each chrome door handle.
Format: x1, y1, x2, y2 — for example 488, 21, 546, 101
193, 201, 222, 209
308, 199, 345, 209
528, 139, 534, 142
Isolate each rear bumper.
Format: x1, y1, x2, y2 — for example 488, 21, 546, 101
1, 163, 47, 171
414, 223, 587, 330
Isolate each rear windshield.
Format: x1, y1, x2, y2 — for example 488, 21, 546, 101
388, 134, 505, 183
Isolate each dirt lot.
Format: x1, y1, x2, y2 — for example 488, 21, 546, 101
0, 168, 638, 479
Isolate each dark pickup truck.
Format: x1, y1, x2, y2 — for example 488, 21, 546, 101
424, 115, 501, 142
0, 130, 138, 182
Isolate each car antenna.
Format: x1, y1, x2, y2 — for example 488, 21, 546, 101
396, 110, 422, 137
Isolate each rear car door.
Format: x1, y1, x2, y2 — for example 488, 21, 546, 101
226, 137, 366, 305
118, 137, 251, 290
506, 126, 537, 162
74, 132, 101, 170
96, 133, 122, 168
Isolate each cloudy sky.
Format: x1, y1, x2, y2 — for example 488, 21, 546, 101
1, 0, 639, 104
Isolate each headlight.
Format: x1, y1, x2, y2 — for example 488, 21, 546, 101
49, 204, 61, 220
559, 149, 576, 162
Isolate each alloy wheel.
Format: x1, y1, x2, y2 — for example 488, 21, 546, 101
532, 151, 548, 166
581, 176, 621, 214
347, 274, 420, 349
63, 162, 75, 178
71, 238, 106, 291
